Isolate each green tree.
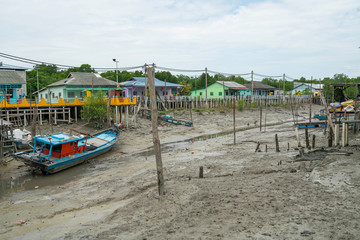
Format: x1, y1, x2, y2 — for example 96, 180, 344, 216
80, 91, 109, 125
179, 81, 192, 96
66, 64, 95, 74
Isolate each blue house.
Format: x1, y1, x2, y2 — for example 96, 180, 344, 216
291, 83, 324, 95
120, 77, 183, 98
0, 69, 27, 104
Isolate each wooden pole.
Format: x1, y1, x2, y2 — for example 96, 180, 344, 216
295, 126, 301, 147
309, 76, 313, 123
312, 134, 316, 149
126, 105, 129, 128
54, 109, 57, 125
334, 124, 340, 146
233, 96, 236, 145
190, 100, 193, 126
147, 66, 165, 196
305, 128, 310, 149
199, 166, 204, 178
275, 134, 280, 152
75, 106, 78, 123
107, 96, 111, 128
39, 109, 43, 125
328, 127, 333, 147
260, 106, 262, 132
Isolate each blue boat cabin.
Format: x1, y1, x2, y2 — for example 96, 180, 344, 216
34, 134, 85, 161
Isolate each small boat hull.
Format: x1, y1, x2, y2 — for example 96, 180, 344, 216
14, 128, 120, 174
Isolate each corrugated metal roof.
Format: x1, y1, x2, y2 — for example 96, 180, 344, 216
0, 65, 28, 71
243, 81, 275, 89
120, 77, 183, 88
0, 71, 26, 84
216, 81, 248, 89
48, 72, 117, 87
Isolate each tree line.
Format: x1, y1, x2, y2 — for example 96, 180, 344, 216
26, 64, 360, 98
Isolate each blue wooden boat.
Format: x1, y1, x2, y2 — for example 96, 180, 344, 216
13, 128, 120, 174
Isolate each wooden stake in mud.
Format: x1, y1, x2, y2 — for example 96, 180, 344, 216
199, 166, 204, 178
260, 106, 262, 132
107, 89, 111, 128
233, 96, 236, 145
295, 126, 301, 147
305, 128, 310, 149
275, 134, 280, 152
255, 142, 260, 152
190, 101, 193, 127
334, 124, 340, 146
147, 66, 165, 196
312, 135, 316, 149
265, 144, 268, 152
328, 127, 333, 147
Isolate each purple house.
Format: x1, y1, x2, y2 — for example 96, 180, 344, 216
120, 77, 183, 98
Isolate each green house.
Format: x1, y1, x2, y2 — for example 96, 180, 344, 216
38, 72, 118, 103
190, 81, 251, 98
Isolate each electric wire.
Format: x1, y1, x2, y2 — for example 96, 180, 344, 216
253, 72, 283, 78
1, 52, 305, 80
207, 69, 251, 76
156, 65, 204, 73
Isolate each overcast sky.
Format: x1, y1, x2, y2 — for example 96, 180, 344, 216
1, 0, 359, 80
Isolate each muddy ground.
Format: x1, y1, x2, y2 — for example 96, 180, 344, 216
1, 104, 360, 240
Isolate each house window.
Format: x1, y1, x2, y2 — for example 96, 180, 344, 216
200, 92, 203, 96
68, 92, 75, 98
134, 91, 137, 95
219, 92, 222, 96
45, 94, 48, 99
40, 94, 43, 99
59, 92, 61, 98
210, 92, 214, 96
52, 93, 55, 98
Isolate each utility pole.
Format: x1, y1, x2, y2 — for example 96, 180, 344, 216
233, 96, 236, 144
223, 79, 225, 100
36, 65, 39, 101
251, 70, 254, 102
205, 67, 208, 103
147, 66, 165, 196
310, 76, 313, 122
283, 73, 285, 100
113, 59, 119, 85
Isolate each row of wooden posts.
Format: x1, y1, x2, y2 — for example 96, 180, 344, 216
139, 95, 313, 111
0, 94, 315, 129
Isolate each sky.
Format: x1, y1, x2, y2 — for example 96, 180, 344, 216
1, 0, 360, 80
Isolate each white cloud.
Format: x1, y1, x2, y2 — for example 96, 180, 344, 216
0, 0, 359, 78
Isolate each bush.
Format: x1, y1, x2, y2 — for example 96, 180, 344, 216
237, 99, 245, 111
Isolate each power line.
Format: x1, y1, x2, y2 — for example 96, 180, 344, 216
285, 75, 297, 81
253, 72, 283, 78
0, 52, 144, 71
0, 52, 306, 80
207, 69, 251, 77
94, 66, 144, 71
0, 52, 76, 68
156, 65, 204, 73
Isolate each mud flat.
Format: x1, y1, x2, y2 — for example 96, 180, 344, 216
1, 104, 360, 239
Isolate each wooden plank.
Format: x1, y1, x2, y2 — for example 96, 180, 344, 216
319, 91, 335, 134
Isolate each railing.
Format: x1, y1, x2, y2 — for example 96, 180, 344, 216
0, 96, 137, 108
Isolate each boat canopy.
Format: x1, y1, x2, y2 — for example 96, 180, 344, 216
35, 133, 82, 145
